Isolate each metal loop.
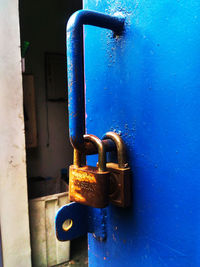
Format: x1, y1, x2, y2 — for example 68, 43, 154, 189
102, 132, 127, 168
84, 134, 106, 172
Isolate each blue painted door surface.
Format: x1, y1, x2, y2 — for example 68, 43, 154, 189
84, 0, 200, 266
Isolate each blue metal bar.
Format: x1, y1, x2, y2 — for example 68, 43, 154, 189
67, 10, 125, 150
55, 202, 107, 241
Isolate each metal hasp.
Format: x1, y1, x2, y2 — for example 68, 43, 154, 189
57, 9, 125, 244
55, 202, 107, 241
67, 10, 125, 151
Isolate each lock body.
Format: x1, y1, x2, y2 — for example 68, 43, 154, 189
107, 163, 131, 207
102, 132, 132, 207
69, 134, 109, 208
69, 165, 109, 208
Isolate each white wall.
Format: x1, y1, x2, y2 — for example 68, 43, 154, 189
20, 0, 82, 179
0, 0, 31, 266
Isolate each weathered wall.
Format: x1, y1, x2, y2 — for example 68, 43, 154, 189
0, 0, 31, 266
20, 0, 82, 179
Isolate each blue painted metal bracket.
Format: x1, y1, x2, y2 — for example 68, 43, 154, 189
55, 202, 107, 241
67, 10, 125, 150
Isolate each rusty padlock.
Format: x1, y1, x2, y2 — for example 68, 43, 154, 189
69, 134, 109, 208
102, 132, 131, 207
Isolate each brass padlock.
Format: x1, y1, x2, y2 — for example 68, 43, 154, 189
69, 134, 109, 208
103, 132, 131, 207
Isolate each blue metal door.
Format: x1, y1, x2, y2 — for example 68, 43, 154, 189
83, 0, 200, 266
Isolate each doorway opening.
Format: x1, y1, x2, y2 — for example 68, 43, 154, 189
19, 1, 87, 266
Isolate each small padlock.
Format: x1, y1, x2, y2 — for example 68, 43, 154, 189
69, 134, 109, 208
103, 132, 131, 207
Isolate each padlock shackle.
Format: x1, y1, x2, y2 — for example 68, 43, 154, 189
102, 132, 127, 168
73, 149, 82, 167
84, 134, 106, 172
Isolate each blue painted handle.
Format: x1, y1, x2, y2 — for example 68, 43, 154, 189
67, 10, 125, 150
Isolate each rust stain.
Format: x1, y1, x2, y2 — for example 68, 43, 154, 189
112, 233, 116, 241
73, 113, 78, 118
